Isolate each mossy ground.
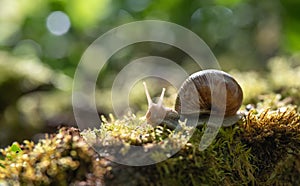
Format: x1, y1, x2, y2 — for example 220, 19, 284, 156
0, 128, 108, 185
1, 56, 300, 185
1, 98, 299, 185
100, 104, 300, 186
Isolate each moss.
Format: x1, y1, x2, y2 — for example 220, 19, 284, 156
101, 103, 300, 185
0, 128, 108, 185
1, 100, 300, 185
241, 106, 300, 184
78, 93, 300, 185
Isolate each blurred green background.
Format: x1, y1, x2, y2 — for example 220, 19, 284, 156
0, 0, 299, 147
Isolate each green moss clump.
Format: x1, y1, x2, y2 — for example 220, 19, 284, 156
91, 102, 300, 185
241, 106, 300, 184
0, 128, 108, 185
81, 113, 177, 146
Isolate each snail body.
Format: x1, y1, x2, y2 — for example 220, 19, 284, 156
143, 69, 243, 129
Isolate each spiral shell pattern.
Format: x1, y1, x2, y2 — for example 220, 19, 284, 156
175, 70, 243, 116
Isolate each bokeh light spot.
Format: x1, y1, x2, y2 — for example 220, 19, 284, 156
46, 11, 71, 36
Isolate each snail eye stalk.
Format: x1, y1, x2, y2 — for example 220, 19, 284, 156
143, 82, 153, 107
143, 81, 166, 108
157, 88, 165, 107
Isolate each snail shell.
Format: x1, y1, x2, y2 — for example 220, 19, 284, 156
175, 69, 243, 117
143, 69, 243, 128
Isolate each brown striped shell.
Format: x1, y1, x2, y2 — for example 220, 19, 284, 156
175, 70, 243, 117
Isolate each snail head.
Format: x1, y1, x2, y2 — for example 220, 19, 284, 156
143, 82, 174, 126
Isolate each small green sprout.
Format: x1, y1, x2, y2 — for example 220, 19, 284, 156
5, 142, 22, 161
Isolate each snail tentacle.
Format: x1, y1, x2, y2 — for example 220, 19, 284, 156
143, 81, 153, 106
143, 82, 177, 127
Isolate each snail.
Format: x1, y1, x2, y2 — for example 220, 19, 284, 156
143, 69, 243, 129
